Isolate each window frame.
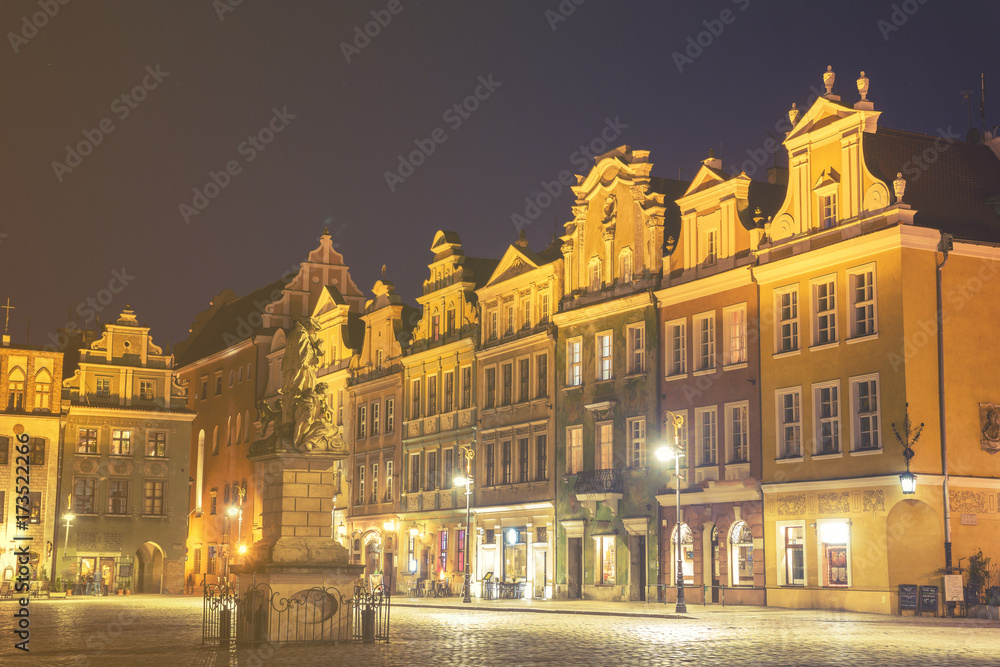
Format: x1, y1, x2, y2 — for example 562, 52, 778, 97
811, 274, 838, 347
695, 406, 718, 466
566, 338, 582, 387
725, 401, 749, 464
665, 318, 687, 377
627, 416, 646, 468
110, 429, 132, 456
848, 264, 878, 339
777, 521, 806, 587
567, 426, 583, 474
77, 428, 98, 455
596, 421, 613, 470
817, 519, 852, 588
776, 387, 803, 460
595, 331, 613, 381
107, 478, 130, 515
850, 373, 882, 453
775, 286, 800, 354
626, 322, 645, 375
813, 380, 842, 457
143, 480, 165, 516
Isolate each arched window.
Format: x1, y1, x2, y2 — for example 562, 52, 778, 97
619, 249, 633, 284
589, 259, 602, 291
729, 521, 754, 586
235, 413, 242, 444
670, 523, 695, 586
226, 416, 232, 447
7, 367, 25, 410
212, 426, 219, 455
33, 368, 52, 410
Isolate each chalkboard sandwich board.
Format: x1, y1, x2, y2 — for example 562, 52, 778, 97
899, 584, 918, 614
919, 585, 939, 616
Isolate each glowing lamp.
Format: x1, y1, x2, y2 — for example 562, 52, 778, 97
383, 520, 395, 532
227, 506, 239, 517
337, 521, 347, 538
237, 544, 248, 555
453, 475, 469, 487
899, 471, 917, 495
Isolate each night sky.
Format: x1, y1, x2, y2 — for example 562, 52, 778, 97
2, 0, 998, 350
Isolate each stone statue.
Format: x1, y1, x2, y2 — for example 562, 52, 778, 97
788, 102, 800, 127
280, 318, 323, 425
823, 65, 835, 95
893, 172, 906, 204
295, 383, 347, 454
857, 71, 869, 101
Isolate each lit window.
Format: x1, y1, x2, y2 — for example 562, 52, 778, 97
505, 305, 514, 336
596, 332, 612, 381
356, 465, 365, 504
777, 389, 801, 458
696, 407, 717, 465
627, 323, 645, 374
539, 292, 550, 324
385, 398, 394, 432
371, 401, 380, 436
357, 405, 367, 439
111, 429, 132, 456
598, 535, 616, 585
385, 460, 393, 501
143, 480, 165, 516
819, 521, 850, 588
77, 428, 98, 454
727, 403, 748, 463
814, 382, 840, 455
567, 339, 582, 387
628, 417, 646, 468
147, 432, 167, 458
522, 299, 532, 329
730, 521, 754, 586
849, 266, 877, 338
694, 313, 715, 371
852, 375, 881, 451
666, 319, 686, 376
489, 309, 498, 341
724, 305, 747, 365
597, 421, 613, 470
371, 462, 379, 504
813, 278, 837, 345
567, 426, 582, 474
95, 376, 111, 398
776, 287, 799, 353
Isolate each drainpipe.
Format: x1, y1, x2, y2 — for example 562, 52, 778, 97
936, 234, 953, 571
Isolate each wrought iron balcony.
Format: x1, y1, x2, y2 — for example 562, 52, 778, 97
574, 468, 624, 495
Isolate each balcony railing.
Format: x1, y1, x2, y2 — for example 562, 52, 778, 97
574, 468, 624, 495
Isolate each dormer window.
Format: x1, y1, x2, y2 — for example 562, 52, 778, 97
822, 194, 838, 229
618, 249, 633, 284
705, 230, 718, 266
589, 259, 602, 291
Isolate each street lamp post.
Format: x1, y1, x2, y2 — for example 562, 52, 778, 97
454, 445, 475, 603
656, 410, 687, 614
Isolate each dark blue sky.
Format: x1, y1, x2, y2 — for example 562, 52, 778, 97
1, 0, 998, 349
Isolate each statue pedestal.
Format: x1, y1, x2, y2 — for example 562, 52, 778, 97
234, 446, 363, 643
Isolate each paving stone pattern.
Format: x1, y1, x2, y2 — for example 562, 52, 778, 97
1, 596, 998, 666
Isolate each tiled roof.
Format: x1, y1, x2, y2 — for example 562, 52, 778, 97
650, 177, 689, 254
863, 128, 1000, 242
174, 275, 292, 368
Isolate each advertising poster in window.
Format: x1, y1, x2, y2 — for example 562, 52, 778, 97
825, 545, 848, 587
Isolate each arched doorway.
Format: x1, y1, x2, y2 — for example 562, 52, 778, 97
135, 542, 164, 594
362, 531, 382, 579
886, 499, 941, 595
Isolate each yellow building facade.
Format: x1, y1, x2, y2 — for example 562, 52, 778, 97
757, 67, 1000, 613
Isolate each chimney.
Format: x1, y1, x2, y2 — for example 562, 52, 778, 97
1, 334, 9, 346
767, 166, 788, 185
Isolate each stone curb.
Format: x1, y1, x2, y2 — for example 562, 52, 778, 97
393, 600, 689, 620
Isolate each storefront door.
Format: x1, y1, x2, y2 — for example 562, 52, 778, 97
533, 550, 546, 598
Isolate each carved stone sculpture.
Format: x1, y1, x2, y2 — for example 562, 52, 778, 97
857, 71, 870, 101
823, 65, 835, 95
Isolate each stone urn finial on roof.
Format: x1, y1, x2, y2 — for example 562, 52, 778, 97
788, 102, 800, 127
823, 65, 835, 95
894, 172, 906, 204
857, 71, 870, 101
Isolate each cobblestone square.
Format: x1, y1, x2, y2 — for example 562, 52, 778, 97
2, 596, 998, 666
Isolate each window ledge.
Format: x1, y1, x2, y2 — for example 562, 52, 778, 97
849, 448, 883, 457
75, 452, 100, 457
846, 333, 878, 345
810, 341, 839, 352
562, 384, 583, 392
141, 514, 168, 519
663, 373, 688, 383
109, 454, 134, 458
773, 349, 802, 360
623, 372, 646, 380
811, 452, 843, 461
593, 378, 614, 385
723, 362, 748, 371
692, 368, 718, 377
775, 456, 804, 464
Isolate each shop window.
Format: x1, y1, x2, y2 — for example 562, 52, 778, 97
670, 523, 695, 586
729, 521, 754, 586
78, 428, 98, 454
820, 521, 850, 588
597, 535, 616, 585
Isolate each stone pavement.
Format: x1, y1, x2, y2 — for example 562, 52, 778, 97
1, 595, 997, 666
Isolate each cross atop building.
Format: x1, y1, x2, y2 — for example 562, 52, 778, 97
1, 297, 13, 333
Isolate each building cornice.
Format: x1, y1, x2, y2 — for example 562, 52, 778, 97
176, 337, 260, 374
655, 266, 754, 304
65, 405, 197, 422
552, 290, 653, 327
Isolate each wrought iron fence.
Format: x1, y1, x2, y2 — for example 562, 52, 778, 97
202, 578, 390, 646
